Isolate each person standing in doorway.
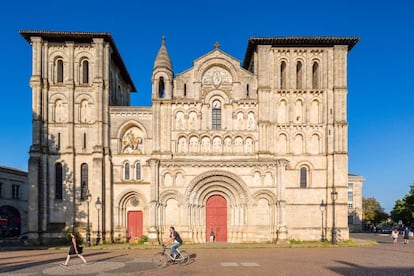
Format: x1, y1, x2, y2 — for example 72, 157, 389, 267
209, 229, 215, 243
60, 232, 87, 266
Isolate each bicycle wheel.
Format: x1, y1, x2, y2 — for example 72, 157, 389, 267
152, 252, 167, 267
178, 250, 190, 265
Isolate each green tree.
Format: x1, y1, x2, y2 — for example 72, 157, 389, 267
390, 183, 414, 226
363, 197, 388, 224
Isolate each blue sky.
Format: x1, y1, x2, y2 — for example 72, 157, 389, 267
0, 0, 413, 212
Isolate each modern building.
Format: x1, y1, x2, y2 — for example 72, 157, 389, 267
0, 166, 28, 237
20, 30, 359, 244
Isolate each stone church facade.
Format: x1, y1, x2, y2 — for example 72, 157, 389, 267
20, 30, 359, 244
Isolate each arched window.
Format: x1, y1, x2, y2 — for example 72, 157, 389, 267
124, 162, 130, 180
184, 83, 187, 97
312, 62, 319, 89
296, 61, 303, 89
80, 163, 88, 200
135, 162, 141, 180
82, 60, 89, 84
300, 167, 307, 188
280, 61, 287, 89
159, 77, 165, 98
57, 59, 64, 83
55, 162, 63, 199
246, 84, 250, 97
212, 100, 222, 130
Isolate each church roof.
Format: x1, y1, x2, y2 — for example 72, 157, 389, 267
242, 36, 359, 69
19, 30, 136, 92
153, 36, 173, 72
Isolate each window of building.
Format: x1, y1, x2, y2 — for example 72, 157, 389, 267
82, 60, 89, 84
0, 182, 2, 198
312, 62, 319, 89
280, 61, 287, 89
124, 162, 130, 180
300, 167, 307, 188
159, 77, 165, 98
57, 59, 64, 83
57, 132, 61, 150
12, 184, 20, 199
83, 133, 87, 149
246, 84, 250, 97
55, 162, 63, 199
348, 215, 354, 224
212, 100, 222, 130
296, 61, 303, 89
184, 84, 187, 97
135, 162, 141, 180
348, 183, 353, 208
80, 163, 88, 200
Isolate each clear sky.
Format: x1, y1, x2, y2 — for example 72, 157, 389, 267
0, 0, 413, 212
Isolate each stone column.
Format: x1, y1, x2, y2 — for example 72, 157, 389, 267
148, 158, 160, 242
276, 159, 289, 242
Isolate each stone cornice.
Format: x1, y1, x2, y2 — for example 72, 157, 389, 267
159, 158, 289, 168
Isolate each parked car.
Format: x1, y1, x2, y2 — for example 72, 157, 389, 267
377, 226, 393, 234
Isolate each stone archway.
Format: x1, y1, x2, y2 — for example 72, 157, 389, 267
185, 170, 249, 243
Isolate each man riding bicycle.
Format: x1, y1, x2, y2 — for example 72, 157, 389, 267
164, 226, 183, 260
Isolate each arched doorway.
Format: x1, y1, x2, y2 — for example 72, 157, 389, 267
206, 195, 227, 242
127, 211, 143, 240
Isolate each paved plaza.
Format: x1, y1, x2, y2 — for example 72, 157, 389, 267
1, 233, 414, 275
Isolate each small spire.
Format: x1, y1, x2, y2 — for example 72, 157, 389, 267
214, 41, 220, 49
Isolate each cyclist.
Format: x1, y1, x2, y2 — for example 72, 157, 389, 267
164, 226, 183, 260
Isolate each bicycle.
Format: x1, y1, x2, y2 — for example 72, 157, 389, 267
152, 244, 190, 267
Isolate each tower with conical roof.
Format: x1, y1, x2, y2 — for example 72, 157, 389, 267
151, 36, 174, 157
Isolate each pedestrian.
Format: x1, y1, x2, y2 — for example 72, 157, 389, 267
403, 226, 410, 244
209, 228, 215, 243
391, 228, 399, 244
60, 232, 87, 266
164, 226, 183, 260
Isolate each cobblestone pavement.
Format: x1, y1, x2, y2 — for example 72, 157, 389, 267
1, 233, 414, 275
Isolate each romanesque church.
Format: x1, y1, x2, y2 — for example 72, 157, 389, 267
20, 30, 360, 244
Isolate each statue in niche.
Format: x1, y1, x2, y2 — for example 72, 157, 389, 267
178, 137, 187, 153
264, 172, 273, 186
201, 137, 211, 153
237, 113, 244, 130
121, 127, 144, 154
212, 137, 222, 153
224, 138, 232, 153
234, 137, 243, 153
253, 171, 261, 186
188, 112, 197, 130
189, 137, 199, 152
55, 99, 66, 123
247, 113, 255, 130
176, 112, 185, 130
245, 138, 253, 153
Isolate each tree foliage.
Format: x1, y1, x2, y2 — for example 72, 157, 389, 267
390, 183, 414, 226
363, 197, 388, 224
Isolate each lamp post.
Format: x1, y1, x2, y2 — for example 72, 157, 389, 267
320, 200, 326, 242
331, 188, 338, 245
95, 197, 102, 245
85, 190, 92, 247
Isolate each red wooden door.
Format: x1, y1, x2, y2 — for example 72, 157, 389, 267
206, 195, 227, 242
127, 211, 143, 239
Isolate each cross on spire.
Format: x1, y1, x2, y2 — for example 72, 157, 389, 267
214, 41, 220, 49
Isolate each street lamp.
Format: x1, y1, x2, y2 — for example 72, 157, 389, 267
95, 197, 102, 245
331, 188, 338, 245
85, 190, 92, 247
320, 200, 326, 242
